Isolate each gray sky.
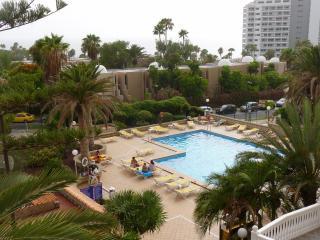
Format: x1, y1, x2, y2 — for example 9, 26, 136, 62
0, 0, 252, 57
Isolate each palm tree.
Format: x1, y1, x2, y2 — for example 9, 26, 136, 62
0, 168, 118, 239
153, 23, 164, 42
29, 33, 69, 83
287, 45, 320, 104
129, 44, 145, 66
218, 47, 223, 59
159, 18, 174, 45
81, 34, 101, 61
47, 63, 114, 157
228, 48, 235, 59
105, 190, 166, 235
178, 29, 188, 46
280, 48, 295, 70
194, 156, 284, 235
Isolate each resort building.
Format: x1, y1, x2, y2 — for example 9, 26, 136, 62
242, 0, 320, 57
98, 61, 286, 102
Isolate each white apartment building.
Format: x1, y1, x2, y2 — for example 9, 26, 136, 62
243, 0, 320, 57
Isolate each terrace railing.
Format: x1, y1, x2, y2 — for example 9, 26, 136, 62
251, 203, 320, 240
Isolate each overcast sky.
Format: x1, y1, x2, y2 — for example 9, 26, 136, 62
0, 0, 253, 57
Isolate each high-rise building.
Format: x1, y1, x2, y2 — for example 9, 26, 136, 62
242, 0, 320, 57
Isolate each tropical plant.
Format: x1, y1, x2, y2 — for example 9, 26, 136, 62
158, 18, 174, 44
0, 168, 121, 239
153, 23, 164, 42
105, 190, 166, 235
68, 49, 76, 59
218, 47, 223, 59
0, 0, 67, 32
29, 33, 69, 83
264, 49, 275, 60
280, 48, 295, 70
178, 29, 188, 46
194, 154, 284, 235
46, 63, 114, 157
81, 34, 101, 61
129, 44, 145, 66
228, 48, 235, 59
287, 45, 320, 104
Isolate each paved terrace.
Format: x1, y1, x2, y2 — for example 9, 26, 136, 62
98, 124, 247, 240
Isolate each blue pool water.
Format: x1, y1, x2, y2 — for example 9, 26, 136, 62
154, 130, 261, 183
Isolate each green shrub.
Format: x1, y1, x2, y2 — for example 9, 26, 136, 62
265, 100, 275, 109
136, 121, 150, 127
132, 100, 158, 114
189, 106, 204, 116
160, 112, 174, 122
173, 115, 185, 121
137, 110, 154, 123
114, 121, 127, 130
26, 147, 62, 168
113, 111, 128, 123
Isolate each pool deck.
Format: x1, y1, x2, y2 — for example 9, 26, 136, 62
98, 124, 247, 240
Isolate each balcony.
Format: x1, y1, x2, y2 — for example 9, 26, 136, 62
251, 203, 320, 240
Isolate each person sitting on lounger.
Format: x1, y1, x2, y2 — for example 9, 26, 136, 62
142, 163, 149, 173
130, 157, 139, 168
95, 150, 101, 160
148, 160, 156, 172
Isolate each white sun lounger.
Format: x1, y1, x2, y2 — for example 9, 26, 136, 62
165, 178, 190, 191
154, 174, 179, 186
174, 186, 200, 198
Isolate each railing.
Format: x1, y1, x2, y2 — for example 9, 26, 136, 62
251, 203, 320, 240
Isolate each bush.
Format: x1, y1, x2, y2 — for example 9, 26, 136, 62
137, 110, 154, 123
114, 121, 127, 130
160, 112, 173, 122
26, 147, 62, 168
155, 87, 181, 100
173, 115, 185, 121
265, 100, 276, 109
189, 106, 204, 117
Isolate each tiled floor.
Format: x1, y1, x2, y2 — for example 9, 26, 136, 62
99, 125, 245, 240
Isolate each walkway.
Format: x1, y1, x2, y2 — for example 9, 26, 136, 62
294, 228, 320, 240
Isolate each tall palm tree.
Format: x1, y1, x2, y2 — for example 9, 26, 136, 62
81, 34, 101, 61
159, 18, 174, 45
153, 23, 164, 42
29, 33, 69, 83
47, 63, 115, 157
178, 29, 188, 46
218, 47, 223, 59
105, 190, 166, 235
288, 45, 320, 104
228, 48, 235, 59
0, 168, 118, 239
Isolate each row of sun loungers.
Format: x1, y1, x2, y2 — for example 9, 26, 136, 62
119, 121, 196, 139
153, 174, 200, 198
224, 123, 260, 136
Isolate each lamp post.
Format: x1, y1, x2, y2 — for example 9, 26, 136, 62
267, 106, 271, 123
72, 149, 79, 176
206, 98, 210, 116
237, 227, 248, 240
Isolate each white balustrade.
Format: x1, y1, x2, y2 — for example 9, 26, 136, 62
251, 203, 320, 240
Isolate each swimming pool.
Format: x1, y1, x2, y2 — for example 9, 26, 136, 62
153, 130, 261, 183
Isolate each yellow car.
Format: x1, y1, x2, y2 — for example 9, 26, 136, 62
13, 112, 35, 123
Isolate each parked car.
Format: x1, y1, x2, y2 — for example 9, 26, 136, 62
216, 104, 237, 115
240, 102, 259, 112
199, 106, 214, 115
276, 98, 286, 107
13, 112, 35, 123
